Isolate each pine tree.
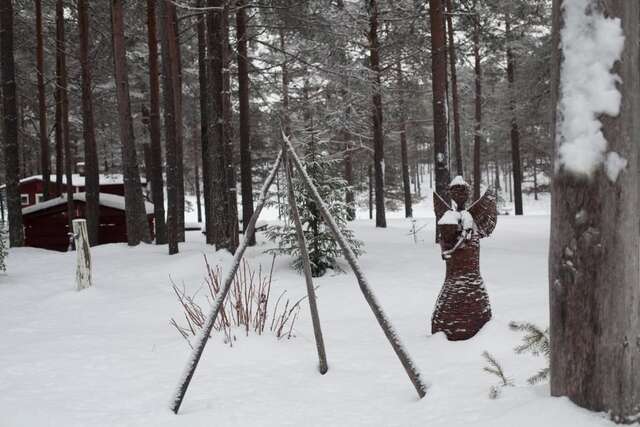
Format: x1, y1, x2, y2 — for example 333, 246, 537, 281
267, 134, 362, 278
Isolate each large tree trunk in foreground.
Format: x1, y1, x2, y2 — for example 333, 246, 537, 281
236, 0, 255, 245
111, 0, 152, 245
78, 0, 100, 246
429, 0, 451, 201
472, 0, 482, 201
0, 0, 23, 246
158, 0, 180, 254
506, 19, 523, 215
549, 0, 640, 421
145, 0, 167, 245
368, 0, 386, 228
35, 0, 50, 200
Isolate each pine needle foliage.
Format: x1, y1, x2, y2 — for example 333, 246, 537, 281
266, 134, 363, 277
509, 321, 550, 384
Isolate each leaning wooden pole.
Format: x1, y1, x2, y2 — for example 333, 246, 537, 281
283, 134, 427, 399
282, 146, 328, 375
171, 149, 284, 414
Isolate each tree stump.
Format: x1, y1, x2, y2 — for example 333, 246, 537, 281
73, 219, 92, 290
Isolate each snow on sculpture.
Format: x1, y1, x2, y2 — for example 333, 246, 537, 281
432, 176, 497, 341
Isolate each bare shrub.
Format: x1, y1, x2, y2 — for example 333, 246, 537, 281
170, 255, 305, 348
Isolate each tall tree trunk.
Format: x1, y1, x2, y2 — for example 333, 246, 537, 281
222, 3, 239, 252
191, 122, 202, 223
158, 0, 180, 254
236, 0, 255, 245
78, 0, 99, 246
445, 0, 462, 176
368, 0, 386, 228
429, 0, 451, 201
56, 0, 73, 230
472, 0, 482, 200
549, 0, 640, 421
197, 0, 213, 244
111, 0, 151, 245
206, 0, 225, 245
0, 0, 23, 246
397, 61, 412, 218
506, 19, 523, 215
54, 16, 63, 197
145, 0, 167, 244
368, 164, 373, 220
35, 0, 50, 200
172, 9, 185, 243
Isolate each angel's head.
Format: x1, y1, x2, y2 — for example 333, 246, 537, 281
448, 176, 469, 210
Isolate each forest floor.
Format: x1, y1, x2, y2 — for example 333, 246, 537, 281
0, 193, 615, 426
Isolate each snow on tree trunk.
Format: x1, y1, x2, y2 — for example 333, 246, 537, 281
549, 0, 640, 421
283, 135, 427, 399
73, 219, 92, 291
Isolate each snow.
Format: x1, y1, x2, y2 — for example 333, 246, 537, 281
1, 173, 147, 189
557, 0, 624, 178
449, 175, 467, 187
22, 193, 155, 215
0, 195, 616, 426
604, 151, 627, 183
438, 210, 460, 225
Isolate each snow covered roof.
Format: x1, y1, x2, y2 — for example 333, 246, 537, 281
22, 193, 154, 215
1, 174, 146, 189
449, 175, 468, 187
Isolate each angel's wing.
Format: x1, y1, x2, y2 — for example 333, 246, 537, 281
468, 189, 498, 238
433, 192, 451, 224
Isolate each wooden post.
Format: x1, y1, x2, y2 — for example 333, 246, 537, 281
171, 149, 283, 414
283, 134, 427, 399
282, 147, 328, 375
72, 219, 92, 290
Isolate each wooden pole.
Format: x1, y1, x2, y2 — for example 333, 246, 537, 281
283, 134, 427, 399
72, 219, 92, 290
171, 149, 283, 414
282, 146, 328, 375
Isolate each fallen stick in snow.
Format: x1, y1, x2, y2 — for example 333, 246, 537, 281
282, 144, 329, 374
283, 133, 428, 399
171, 148, 284, 414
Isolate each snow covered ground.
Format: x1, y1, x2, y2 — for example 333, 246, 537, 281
0, 193, 614, 426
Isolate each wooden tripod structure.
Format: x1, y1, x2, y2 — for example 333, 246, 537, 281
170, 135, 427, 414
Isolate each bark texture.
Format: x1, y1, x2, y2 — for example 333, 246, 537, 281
506, 19, 523, 215
35, 0, 50, 200
0, 0, 24, 246
78, 0, 100, 245
429, 0, 451, 201
146, 0, 167, 245
368, 0, 386, 228
111, 0, 152, 245
549, 0, 640, 421
158, 0, 180, 254
236, 0, 255, 245
472, 0, 482, 201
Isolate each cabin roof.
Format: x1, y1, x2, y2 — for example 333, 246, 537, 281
2, 174, 147, 189
22, 193, 154, 215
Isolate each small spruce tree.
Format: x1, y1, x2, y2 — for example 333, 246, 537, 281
0, 225, 7, 272
267, 132, 362, 277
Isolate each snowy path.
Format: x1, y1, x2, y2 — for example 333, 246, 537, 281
0, 208, 613, 426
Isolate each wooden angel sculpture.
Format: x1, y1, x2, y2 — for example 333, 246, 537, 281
432, 176, 497, 341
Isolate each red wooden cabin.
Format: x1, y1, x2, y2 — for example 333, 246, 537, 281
23, 193, 155, 251
3, 174, 147, 208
